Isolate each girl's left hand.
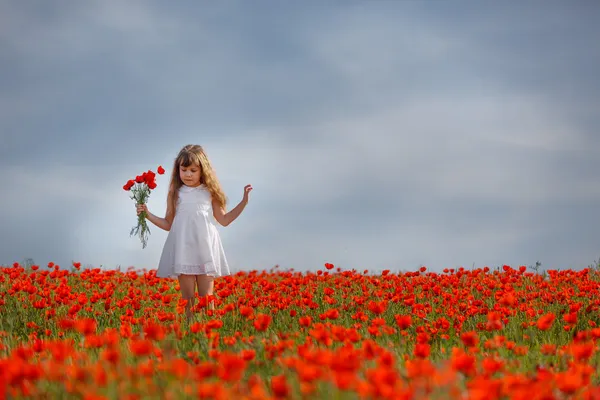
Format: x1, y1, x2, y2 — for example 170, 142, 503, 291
242, 184, 253, 203
136, 203, 148, 216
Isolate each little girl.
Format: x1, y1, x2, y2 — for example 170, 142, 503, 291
136, 144, 252, 320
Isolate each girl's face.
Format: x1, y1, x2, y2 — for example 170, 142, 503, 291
179, 163, 202, 187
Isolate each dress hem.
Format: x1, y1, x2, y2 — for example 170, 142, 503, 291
156, 262, 230, 279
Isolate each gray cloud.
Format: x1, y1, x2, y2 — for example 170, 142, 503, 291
1, 1, 599, 272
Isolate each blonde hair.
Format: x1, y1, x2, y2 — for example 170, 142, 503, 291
167, 145, 227, 214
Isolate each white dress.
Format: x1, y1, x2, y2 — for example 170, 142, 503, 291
156, 184, 230, 278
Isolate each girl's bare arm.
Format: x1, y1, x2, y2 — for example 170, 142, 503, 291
212, 198, 247, 227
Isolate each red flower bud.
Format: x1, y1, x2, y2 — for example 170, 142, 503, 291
123, 180, 135, 191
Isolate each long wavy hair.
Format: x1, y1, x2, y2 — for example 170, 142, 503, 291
167, 145, 227, 215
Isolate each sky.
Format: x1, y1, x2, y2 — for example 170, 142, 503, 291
1, 1, 599, 274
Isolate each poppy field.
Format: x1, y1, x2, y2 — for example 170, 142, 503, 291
2, 262, 600, 399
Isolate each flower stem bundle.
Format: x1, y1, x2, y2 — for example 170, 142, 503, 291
123, 166, 165, 248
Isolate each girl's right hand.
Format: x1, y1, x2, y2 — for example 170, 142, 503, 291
136, 203, 148, 216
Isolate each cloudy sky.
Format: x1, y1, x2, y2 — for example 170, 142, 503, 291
1, 1, 599, 274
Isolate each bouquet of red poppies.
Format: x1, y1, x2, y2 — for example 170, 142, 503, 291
123, 165, 165, 248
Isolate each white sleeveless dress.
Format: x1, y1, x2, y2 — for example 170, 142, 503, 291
156, 184, 230, 278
